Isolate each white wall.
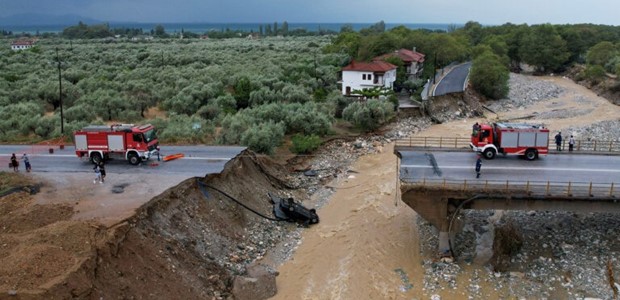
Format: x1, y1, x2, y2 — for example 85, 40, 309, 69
342, 69, 396, 95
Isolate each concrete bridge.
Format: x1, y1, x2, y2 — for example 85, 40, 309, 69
394, 136, 620, 255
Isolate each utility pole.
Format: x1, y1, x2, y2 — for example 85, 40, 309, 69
56, 47, 64, 134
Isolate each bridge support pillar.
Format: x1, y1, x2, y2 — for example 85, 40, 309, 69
401, 189, 458, 255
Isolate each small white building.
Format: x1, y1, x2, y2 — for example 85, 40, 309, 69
341, 60, 397, 96
11, 40, 35, 51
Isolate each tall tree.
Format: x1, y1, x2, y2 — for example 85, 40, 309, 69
586, 41, 618, 69
154, 24, 166, 37
282, 21, 289, 36
519, 24, 570, 73
470, 50, 509, 100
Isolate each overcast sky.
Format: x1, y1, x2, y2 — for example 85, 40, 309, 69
2, 0, 619, 25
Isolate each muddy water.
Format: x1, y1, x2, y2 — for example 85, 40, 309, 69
268, 75, 620, 299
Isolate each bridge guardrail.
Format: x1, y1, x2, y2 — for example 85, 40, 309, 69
395, 137, 620, 153
401, 178, 619, 199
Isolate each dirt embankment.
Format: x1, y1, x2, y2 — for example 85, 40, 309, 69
564, 65, 620, 106
1, 150, 303, 299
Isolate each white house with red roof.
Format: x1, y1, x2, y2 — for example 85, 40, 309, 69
374, 48, 425, 80
340, 60, 397, 96
10, 39, 36, 51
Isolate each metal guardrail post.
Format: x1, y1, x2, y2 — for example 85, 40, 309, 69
505, 180, 509, 193
443, 178, 446, 189
424, 137, 427, 148
484, 180, 488, 193
567, 181, 572, 196
594, 140, 597, 151
577, 140, 581, 151
546, 181, 550, 195
609, 142, 613, 152
439, 137, 443, 148
588, 182, 593, 197
611, 183, 615, 197
454, 138, 458, 148
463, 180, 467, 192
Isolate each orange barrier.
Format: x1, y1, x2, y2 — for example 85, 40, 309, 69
163, 153, 184, 162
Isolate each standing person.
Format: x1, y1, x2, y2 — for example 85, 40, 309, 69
555, 131, 563, 151
475, 154, 482, 178
10, 153, 19, 172
156, 146, 161, 161
472, 122, 480, 136
93, 164, 102, 184
22, 153, 31, 172
98, 161, 106, 183
569, 135, 575, 152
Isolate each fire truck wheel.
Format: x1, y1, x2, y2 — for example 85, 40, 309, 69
128, 153, 141, 165
90, 153, 102, 165
525, 149, 537, 161
482, 148, 496, 159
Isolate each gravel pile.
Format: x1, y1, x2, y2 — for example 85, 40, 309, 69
487, 73, 565, 112
567, 120, 620, 142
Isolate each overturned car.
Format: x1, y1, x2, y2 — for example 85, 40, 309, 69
269, 192, 319, 226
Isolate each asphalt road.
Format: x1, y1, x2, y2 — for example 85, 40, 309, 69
433, 62, 472, 96
400, 151, 620, 184
0, 145, 246, 177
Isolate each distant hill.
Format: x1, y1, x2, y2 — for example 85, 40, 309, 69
0, 13, 101, 26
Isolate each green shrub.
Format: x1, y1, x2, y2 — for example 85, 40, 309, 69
240, 121, 285, 154
584, 64, 606, 84
290, 134, 322, 154
342, 99, 394, 131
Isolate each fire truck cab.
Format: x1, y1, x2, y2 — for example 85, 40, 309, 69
74, 124, 159, 165
470, 122, 549, 160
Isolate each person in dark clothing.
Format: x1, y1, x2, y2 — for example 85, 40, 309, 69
98, 162, 106, 183
475, 155, 482, 178
10, 153, 19, 172
472, 122, 480, 136
555, 132, 563, 151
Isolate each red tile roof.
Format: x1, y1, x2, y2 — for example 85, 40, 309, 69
11, 40, 35, 46
375, 49, 425, 63
342, 60, 397, 72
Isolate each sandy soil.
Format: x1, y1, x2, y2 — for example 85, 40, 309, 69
268, 75, 620, 299
33, 172, 191, 226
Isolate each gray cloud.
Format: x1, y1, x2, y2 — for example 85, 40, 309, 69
1, 0, 619, 25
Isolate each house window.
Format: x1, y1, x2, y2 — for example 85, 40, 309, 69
362, 74, 366, 80
368, 74, 372, 81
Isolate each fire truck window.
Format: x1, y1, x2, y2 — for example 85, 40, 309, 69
133, 134, 143, 142
482, 130, 490, 138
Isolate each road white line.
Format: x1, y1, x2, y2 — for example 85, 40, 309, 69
401, 164, 620, 173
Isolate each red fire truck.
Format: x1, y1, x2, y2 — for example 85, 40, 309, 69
74, 124, 159, 165
470, 122, 549, 160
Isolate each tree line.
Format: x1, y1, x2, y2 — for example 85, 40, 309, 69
2, 21, 620, 153
325, 21, 620, 100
